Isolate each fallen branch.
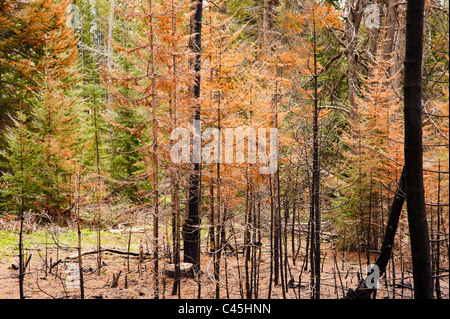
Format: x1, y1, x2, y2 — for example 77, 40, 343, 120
50, 248, 152, 269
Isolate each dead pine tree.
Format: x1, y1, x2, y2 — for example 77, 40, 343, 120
170, 0, 181, 297
74, 166, 85, 299
214, 26, 223, 299
244, 168, 252, 299
93, 91, 103, 276
148, 0, 160, 299
268, 175, 274, 299
434, 160, 442, 299
183, 0, 203, 271
18, 189, 25, 299
310, 6, 321, 299
274, 81, 286, 299
17, 130, 29, 299
403, 0, 433, 299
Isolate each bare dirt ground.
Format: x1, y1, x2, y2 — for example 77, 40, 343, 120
0, 246, 379, 299
2, 243, 447, 300
0, 214, 448, 299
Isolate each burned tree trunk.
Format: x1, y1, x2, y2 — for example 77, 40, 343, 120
312, 12, 321, 300
149, 0, 160, 299
403, 0, 433, 299
347, 0, 433, 300
346, 168, 405, 299
183, 0, 203, 270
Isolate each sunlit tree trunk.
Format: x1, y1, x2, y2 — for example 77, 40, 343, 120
344, 0, 366, 115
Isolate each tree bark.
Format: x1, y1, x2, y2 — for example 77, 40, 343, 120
149, 0, 159, 299
262, 0, 272, 54
184, 0, 203, 270
403, 0, 433, 299
18, 190, 25, 299
107, 0, 115, 103
382, 0, 403, 90
344, 0, 366, 115
170, 0, 181, 297
311, 8, 321, 299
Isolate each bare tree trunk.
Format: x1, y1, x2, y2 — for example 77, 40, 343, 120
149, 0, 159, 299
382, 0, 403, 90
274, 96, 286, 299
214, 31, 223, 299
262, 0, 273, 55
171, 175, 181, 297
403, 0, 433, 299
18, 190, 25, 299
93, 100, 102, 275
344, 0, 366, 114
75, 169, 85, 299
107, 0, 115, 101
311, 9, 321, 299
268, 176, 274, 298
170, 0, 181, 296
435, 160, 442, 299
184, 0, 203, 270
244, 170, 251, 298
375, 169, 405, 278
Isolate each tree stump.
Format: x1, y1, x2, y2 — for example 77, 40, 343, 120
163, 262, 194, 278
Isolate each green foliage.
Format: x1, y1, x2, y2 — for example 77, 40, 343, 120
0, 112, 37, 213
33, 84, 81, 213
106, 107, 147, 202
1, 79, 82, 215
0, 0, 78, 146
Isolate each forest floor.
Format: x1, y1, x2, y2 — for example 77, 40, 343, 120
0, 211, 448, 299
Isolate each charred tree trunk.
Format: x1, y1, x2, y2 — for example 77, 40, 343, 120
170, 0, 181, 296
244, 171, 251, 299
435, 160, 442, 299
311, 10, 321, 299
18, 190, 25, 299
75, 170, 85, 299
346, 168, 406, 299
184, 0, 203, 270
149, 0, 160, 299
403, 0, 433, 299
214, 35, 222, 299
347, 0, 433, 300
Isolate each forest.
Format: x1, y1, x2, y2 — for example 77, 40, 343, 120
0, 0, 448, 300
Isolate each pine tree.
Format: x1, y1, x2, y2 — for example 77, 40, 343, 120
183, 0, 204, 270
108, 0, 195, 298
0, 0, 78, 147
0, 111, 36, 299
100, 2, 145, 202
200, 1, 280, 297
0, 111, 37, 214
269, 0, 342, 298
31, 76, 81, 219
1, 0, 80, 217
338, 39, 404, 251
